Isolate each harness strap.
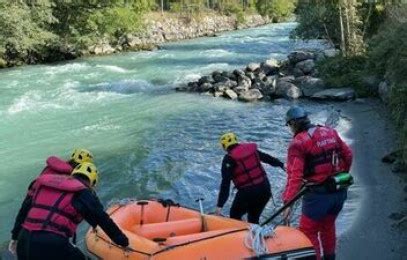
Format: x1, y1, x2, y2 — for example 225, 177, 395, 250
40, 192, 70, 235
25, 217, 72, 237
31, 203, 80, 224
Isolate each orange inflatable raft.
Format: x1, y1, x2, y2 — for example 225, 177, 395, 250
85, 200, 315, 259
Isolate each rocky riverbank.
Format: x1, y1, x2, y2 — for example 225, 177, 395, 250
107, 14, 270, 55
0, 13, 270, 68
177, 49, 357, 102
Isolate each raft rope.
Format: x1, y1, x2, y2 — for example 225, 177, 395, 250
244, 224, 275, 256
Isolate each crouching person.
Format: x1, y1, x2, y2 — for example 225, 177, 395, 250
10, 162, 129, 260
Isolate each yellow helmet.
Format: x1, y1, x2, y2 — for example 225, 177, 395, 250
72, 162, 98, 187
70, 148, 94, 164
219, 132, 238, 150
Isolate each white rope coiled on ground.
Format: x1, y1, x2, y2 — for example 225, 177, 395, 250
244, 224, 276, 256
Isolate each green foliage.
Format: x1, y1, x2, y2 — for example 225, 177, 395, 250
0, 1, 58, 63
366, 19, 407, 83
368, 8, 407, 163
293, 1, 364, 55
359, 3, 386, 39
316, 55, 373, 97
87, 7, 145, 38
256, 0, 296, 22
222, 1, 245, 24
292, 3, 340, 45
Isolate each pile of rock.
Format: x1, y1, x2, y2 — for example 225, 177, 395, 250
177, 49, 356, 102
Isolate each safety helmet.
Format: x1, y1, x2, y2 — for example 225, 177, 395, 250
70, 148, 94, 164
72, 162, 98, 187
285, 106, 308, 125
220, 132, 238, 150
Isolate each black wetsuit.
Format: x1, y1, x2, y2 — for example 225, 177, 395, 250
217, 149, 284, 224
12, 179, 128, 260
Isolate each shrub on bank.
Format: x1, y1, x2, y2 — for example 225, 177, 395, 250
316, 55, 373, 97
256, 0, 296, 22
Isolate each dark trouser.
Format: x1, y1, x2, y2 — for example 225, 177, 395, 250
299, 189, 347, 260
230, 182, 271, 224
17, 228, 86, 260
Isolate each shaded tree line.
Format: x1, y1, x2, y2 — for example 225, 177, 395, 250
0, 0, 297, 67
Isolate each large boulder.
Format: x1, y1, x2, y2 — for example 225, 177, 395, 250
288, 51, 315, 64
238, 89, 264, 102
246, 62, 261, 72
212, 70, 222, 79
293, 67, 305, 77
221, 71, 237, 81
295, 76, 325, 97
245, 72, 256, 81
275, 81, 302, 99
187, 82, 199, 91
224, 89, 238, 100
199, 83, 214, 92
259, 79, 276, 96
213, 74, 230, 83
198, 75, 214, 85
233, 69, 245, 77
234, 84, 250, 93
295, 59, 315, 75
237, 75, 252, 89
256, 72, 267, 82
260, 59, 279, 75
213, 80, 237, 92
279, 75, 295, 83
251, 81, 266, 90
264, 75, 277, 88
214, 91, 223, 97
311, 88, 355, 101
323, 49, 340, 58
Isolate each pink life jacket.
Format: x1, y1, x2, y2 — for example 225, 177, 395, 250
228, 143, 267, 189
28, 156, 73, 197
22, 174, 86, 238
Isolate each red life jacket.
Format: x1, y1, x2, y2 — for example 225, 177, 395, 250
22, 174, 86, 238
302, 126, 343, 182
228, 143, 267, 189
28, 156, 73, 197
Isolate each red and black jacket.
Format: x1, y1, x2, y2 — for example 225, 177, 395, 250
283, 126, 353, 203
217, 143, 284, 208
22, 174, 86, 238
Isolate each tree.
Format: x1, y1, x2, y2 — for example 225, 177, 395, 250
0, 1, 57, 63
256, 0, 296, 22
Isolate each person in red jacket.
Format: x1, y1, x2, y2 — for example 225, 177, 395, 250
215, 132, 285, 224
282, 106, 353, 260
11, 162, 129, 260
9, 149, 94, 254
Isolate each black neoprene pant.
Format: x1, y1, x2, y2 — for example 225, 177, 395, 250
229, 182, 271, 224
16, 228, 86, 260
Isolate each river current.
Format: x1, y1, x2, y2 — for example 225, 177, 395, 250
0, 23, 354, 246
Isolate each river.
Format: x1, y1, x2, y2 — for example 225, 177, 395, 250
0, 23, 354, 247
